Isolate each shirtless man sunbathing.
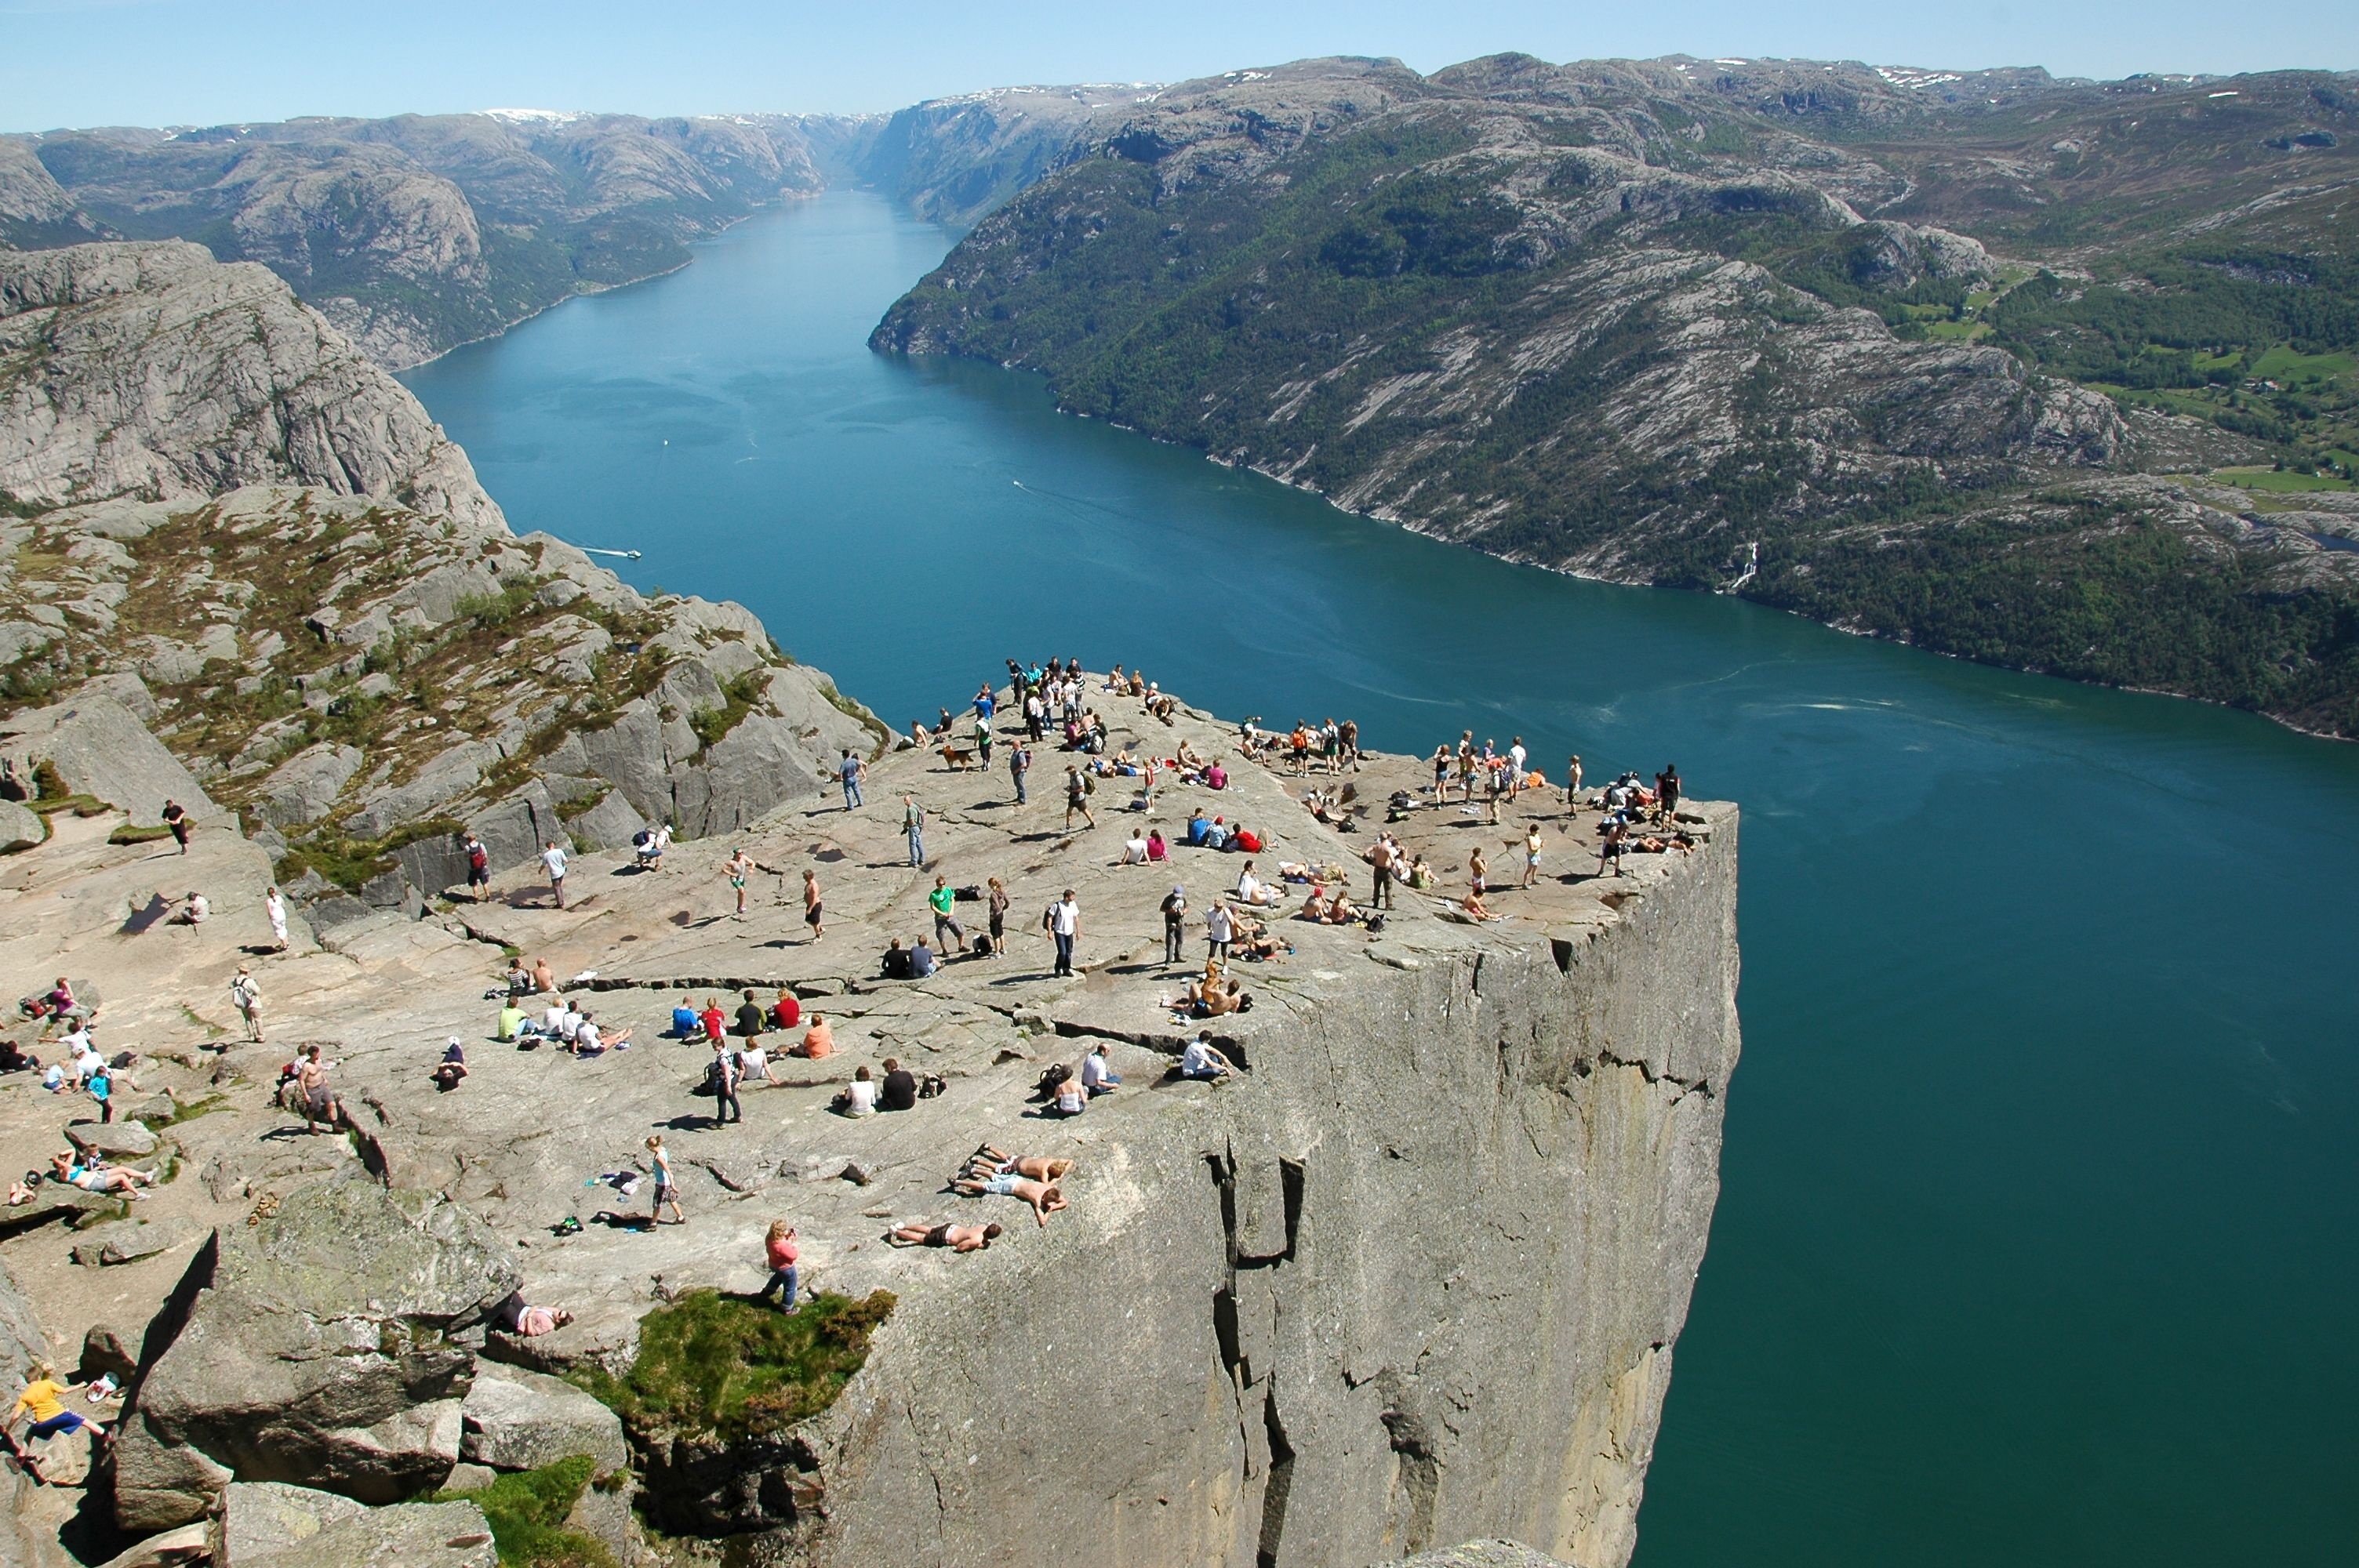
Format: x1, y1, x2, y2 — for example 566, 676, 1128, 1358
889, 1221, 1004, 1250
961, 1147, 1074, 1182
952, 1172, 1068, 1226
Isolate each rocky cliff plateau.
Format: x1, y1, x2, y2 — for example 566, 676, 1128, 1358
0, 225, 1738, 1568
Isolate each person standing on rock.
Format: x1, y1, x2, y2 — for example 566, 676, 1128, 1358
1161, 884, 1188, 966
1064, 767, 1096, 833
1049, 888, 1081, 978
802, 869, 824, 942
1368, 837, 1395, 910
162, 799, 189, 855
1206, 898, 1234, 965
1519, 825, 1544, 889
903, 795, 926, 869
929, 875, 967, 955
755, 1221, 800, 1313
710, 1038, 743, 1125
973, 712, 994, 769
264, 884, 289, 950
230, 966, 263, 1044
838, 750, 867, 811
1566, 755, 1584, 809
463, 833, 491, 902
540, 840, 568, 909
987, 877, 1009, 956
1656, 764, 1681, 819
645, 1136, 685, 1226
296, 1045, 339, 1134
1009, 741, 1031, 807
725, 848, 754, 920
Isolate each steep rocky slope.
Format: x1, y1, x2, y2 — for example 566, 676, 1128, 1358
1, 241, 885, 917
874, 56, 2359, 736
6, 112, 831, 366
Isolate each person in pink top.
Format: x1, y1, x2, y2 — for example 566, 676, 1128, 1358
756, 1219, 800, 1313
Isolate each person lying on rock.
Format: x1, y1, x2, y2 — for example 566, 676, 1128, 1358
952, 1171, 1067, 1227
433, 1038, 468, 1091
6, 1171, 40, 1206
961, 1149, 1075, 1183
495, 1293, 576, 1337
49, 1153, 153, 1196
890, 1221, 1004, 1251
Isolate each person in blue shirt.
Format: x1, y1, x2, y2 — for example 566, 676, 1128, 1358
909, 937, 939, 978
671, 996, 700, 1038
1187, 810, 1212, 847
974, 684, 996, 721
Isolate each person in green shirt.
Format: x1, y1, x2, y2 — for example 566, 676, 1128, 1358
929, 875, 966, 955
497, 1003, 529, 1041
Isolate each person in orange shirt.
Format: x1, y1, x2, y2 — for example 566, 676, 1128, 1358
796, 1014, 834, 1059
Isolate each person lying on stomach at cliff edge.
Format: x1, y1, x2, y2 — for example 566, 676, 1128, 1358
889, 1221, 1003, 1251
952, 1170, 1067, 1226
961, 1149, 1074, 1183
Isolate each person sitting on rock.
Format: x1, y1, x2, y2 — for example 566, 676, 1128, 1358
951, 1170, 1067, 1227
769, 988, 801, 1031
835, 1065, 878, 1117
165, 890, 209, 926
881, 938, 914, 981
1080, 1043, 1120, 1096
889, 1221, 1003, 1251
432, 1038, 468, 1091
1120, 828, 1150, 866
1180, 1033, 1235, 1081
0, 1039, 36, 1074
505, 960, 534, 999
531, 957, 557, 995
908, 937, 939, 979
794, 1014, 834, 1059
496, 1001, 529, 1042
671, 996, 700, 1037
1046, 1069, 1088, 1118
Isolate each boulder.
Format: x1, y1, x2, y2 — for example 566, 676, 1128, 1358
459, 1363, 627, 1479
81, 1323, 140, 1382
212, 1481, 366, 1566
0, 798, 44, 852
112, 1179, 519, 1530
255, 743, 365, 828
94, 1522, 209, 1568
65, 1120, 158, 1158
72, 1217, 200, 1267
256, 1499, 497, 1568
0, 693, 216, 825
1393, 1544, 1575, 1568
0, 1260, 45, 1385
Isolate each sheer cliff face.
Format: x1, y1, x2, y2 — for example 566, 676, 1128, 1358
806, 818, 1741, 1568
0, 240, 500, 530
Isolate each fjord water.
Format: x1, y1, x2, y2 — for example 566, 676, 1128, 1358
404, 193, 2359, 1566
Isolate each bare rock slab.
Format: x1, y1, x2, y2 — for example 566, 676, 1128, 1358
458, 1363, 627, 1479
64, 1119, 159, 1158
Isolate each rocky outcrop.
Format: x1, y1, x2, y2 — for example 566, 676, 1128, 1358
211, 1482, 496, 1568
9, 112, 830, 368
0, 243, 888, 906
459, 1365, 628, 1479
111, 1179, 518, 1530
0, 241, 500, 530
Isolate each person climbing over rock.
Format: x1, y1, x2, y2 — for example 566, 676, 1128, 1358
645, 1136, 685, 1226
754, 1220, 800, 1313
9, 1363, 98, 1475
889, 1221, 1002, 1250
951, 1170, 1067, 1226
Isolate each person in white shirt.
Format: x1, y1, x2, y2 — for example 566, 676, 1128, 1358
574, 1018, 602, 1054
1235, 862, 1277, 906
1206, 900, 1234, 962
1121, 829, 1150, 865
168, 890, 209, 925
1507, 737, 1528, 797
1049, 890, 1081, 978
740, 1042, 769, 1083
1080, 1044, 1121, 1096
70, 1042, 104, 1086
1180, 1033, 1233, 1081
839, 1065, 878, 1116
264, 886, 289, 950
540, 841, 569, 909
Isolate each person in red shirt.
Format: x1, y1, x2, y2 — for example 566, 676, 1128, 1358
770, 988, 801, 1031
699, 997, 726, 1044
1234, 825, 1264, 855
756, 1220, 800, 1313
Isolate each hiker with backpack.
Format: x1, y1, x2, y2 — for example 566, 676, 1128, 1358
463, 833, 491, 901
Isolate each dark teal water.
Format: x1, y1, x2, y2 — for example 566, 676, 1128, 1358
404, 193, 2359, 1566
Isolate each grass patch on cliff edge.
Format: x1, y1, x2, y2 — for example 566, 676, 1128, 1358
434, 1454, 615, 1568
571, 1288, 894, 1443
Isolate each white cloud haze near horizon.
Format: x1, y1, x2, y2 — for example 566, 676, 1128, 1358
1, 0, 2351, 132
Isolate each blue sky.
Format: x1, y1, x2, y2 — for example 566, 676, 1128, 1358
3, 0, 2351, 132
